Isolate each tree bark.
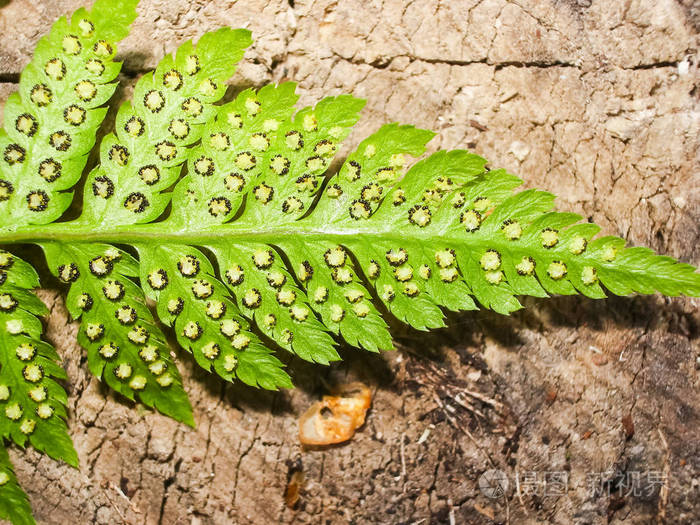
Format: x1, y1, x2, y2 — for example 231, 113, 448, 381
1, 0, 698, 523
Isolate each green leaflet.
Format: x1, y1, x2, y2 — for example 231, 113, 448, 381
209, 242, 339, 364
0, 0, 138, 226
0, 2, 699, 524
169, 82, 301, 227
137, 243, 292, 388
80, 27, 252, 226
0, 250, 76, 466
40, 243, 194, 426
273, 239, 393, 352
0, 443, 34, 525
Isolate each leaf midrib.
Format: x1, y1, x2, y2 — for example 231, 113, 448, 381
4, 222, 696, 290
0, 222, 400, 244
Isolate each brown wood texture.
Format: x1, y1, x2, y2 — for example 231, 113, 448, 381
0, 1, 698, 523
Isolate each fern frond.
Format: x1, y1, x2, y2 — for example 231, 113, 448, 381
62, 80, 700, 373
0, 443, 34, 525
0, 0, 138, 227
1, 19, 697, 397
5, 86, 697, 390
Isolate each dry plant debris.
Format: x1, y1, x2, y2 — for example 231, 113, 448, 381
298, 383, 372, 445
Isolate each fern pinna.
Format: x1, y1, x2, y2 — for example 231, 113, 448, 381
0, 1, 698, 523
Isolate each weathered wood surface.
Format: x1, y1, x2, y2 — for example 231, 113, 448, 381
0, 1, 698, 523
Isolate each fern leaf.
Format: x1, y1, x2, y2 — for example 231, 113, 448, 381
1, 27, 698, 399
79, 28, 253, 226
169, 82, 300, 227
137, 244, 292, 387
0, 250, 76, 466
39, 243, 194, 426
0, 443, 35, 525
6, 85, 698, 389
71, 79, 699, 371
0, 0, 138, 227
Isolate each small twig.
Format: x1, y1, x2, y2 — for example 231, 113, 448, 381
514, 456, 529, 516
400, 431, 407, 483
111, 481, 142, 515
452, 391, 486, 418
657, 428, 670, 524
433, 393, 492, 466
505, 493, 511, 525
417, 425, 433, 444
394, 431, 407, 485
101, 483, 129, 524
461, 388, 504, 410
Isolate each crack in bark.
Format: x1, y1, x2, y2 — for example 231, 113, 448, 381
0, 56, 684, 84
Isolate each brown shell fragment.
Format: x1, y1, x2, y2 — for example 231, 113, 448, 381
298, 383, 371, 446
284, 471, 304, 509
